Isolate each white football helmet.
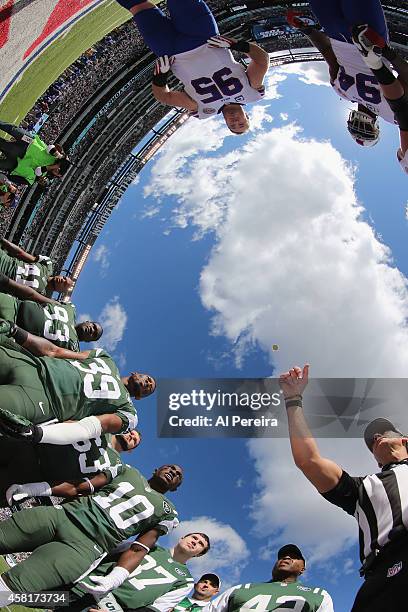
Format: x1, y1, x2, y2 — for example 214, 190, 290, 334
347, 110, 380, 146
397, 148, 408, 174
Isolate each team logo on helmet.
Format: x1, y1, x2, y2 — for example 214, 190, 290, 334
387, 561, 402, 578
347, 110, 380, 147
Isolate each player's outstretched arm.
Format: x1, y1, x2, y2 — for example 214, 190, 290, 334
79, 529, 160, 596
279, 365, 343, 494
0, 319, 90, 358
285, 13, 339, 82
246, 43, 269, 89
152, 85, 198, 111
0, 273, 57, 304
6, 473, 108, 505
0, 414, 129, 446
152, 55, 197, 112
0, 238, 38, 263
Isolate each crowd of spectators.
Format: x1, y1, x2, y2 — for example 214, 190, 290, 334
21, 21, 148, 144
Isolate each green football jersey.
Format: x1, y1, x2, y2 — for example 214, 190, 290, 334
0, 291, 19, 322
64, 465, 179, 553
17, 301, 80, 351
0, 249, 53, 294
37, 435, 123, 482
209, 582, 333, 612
40, 348, 136, 431
73, 545, 193, 611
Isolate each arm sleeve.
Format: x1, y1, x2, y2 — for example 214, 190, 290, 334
321, 470, 361, 516
317, 590, 334, 612
149, 583, 194, 612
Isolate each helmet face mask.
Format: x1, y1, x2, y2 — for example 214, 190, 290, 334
347, 110, 380, 147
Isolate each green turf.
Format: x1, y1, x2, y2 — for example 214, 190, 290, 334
0, 555, 42, 612
0, 0, 129, 124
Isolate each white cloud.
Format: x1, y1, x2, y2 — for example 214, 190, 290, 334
194, 125, 408, 378
93, 244, 110, 273
98, 296, 127, 352
77, 312, 92, 323
278, 61, 330, 87
343, 558, 355, 575
280, 112, 288, 121
168, 516, 250, 587
145, 120, 408, 377
248, 438, 374, 571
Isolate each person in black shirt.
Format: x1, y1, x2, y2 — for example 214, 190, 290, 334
279, 364, 408, 612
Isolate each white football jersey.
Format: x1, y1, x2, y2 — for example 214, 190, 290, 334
171, 44, 265, 119
330, 38, 396, 124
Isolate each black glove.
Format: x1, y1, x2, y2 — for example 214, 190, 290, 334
152, 56, 174, 87
0, 408, 43, 443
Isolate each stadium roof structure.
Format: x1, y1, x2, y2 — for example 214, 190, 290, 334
4, 0, 408, 287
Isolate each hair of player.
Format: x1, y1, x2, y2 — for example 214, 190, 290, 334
183, 532, 210, 556
95, 323, 103, 341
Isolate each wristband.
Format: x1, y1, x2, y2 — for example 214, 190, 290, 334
285, 395, 303, 409
231, 40, 251, 53
132, 541, 150, 553
382, 45, 397, 62
152, 72, 169, 87
83, 478, 95, 494
10, 324, 28, 345
370, 64, 395, 85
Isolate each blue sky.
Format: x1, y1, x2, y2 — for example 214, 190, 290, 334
72, 62, 408, 611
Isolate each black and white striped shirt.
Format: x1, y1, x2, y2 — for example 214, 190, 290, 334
322, 460, 408, 564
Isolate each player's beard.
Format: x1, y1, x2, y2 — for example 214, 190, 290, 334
116, 434, 129, 451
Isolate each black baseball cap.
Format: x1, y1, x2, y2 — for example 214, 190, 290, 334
364, 418, 404, 452
199, 573, 221, 587
278, 544, 305, 564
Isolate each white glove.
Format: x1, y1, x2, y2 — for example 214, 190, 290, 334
6, 481, 52, 505
352, 25, 384, 70
78, 566, 130, 596
154, 55, 174, 75
207, 35, 233, 49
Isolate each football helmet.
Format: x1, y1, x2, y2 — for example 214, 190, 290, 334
347, 110, 380, 146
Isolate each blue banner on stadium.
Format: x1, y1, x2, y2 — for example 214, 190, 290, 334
251, 19, 304, 42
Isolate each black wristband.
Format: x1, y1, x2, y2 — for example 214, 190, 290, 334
152, 72, 169, 87
382, 45, 397, 62
231, 40, 251, 53
285, 399, 303, 409
10, 324, 28, 345
371, 64, 395, 86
